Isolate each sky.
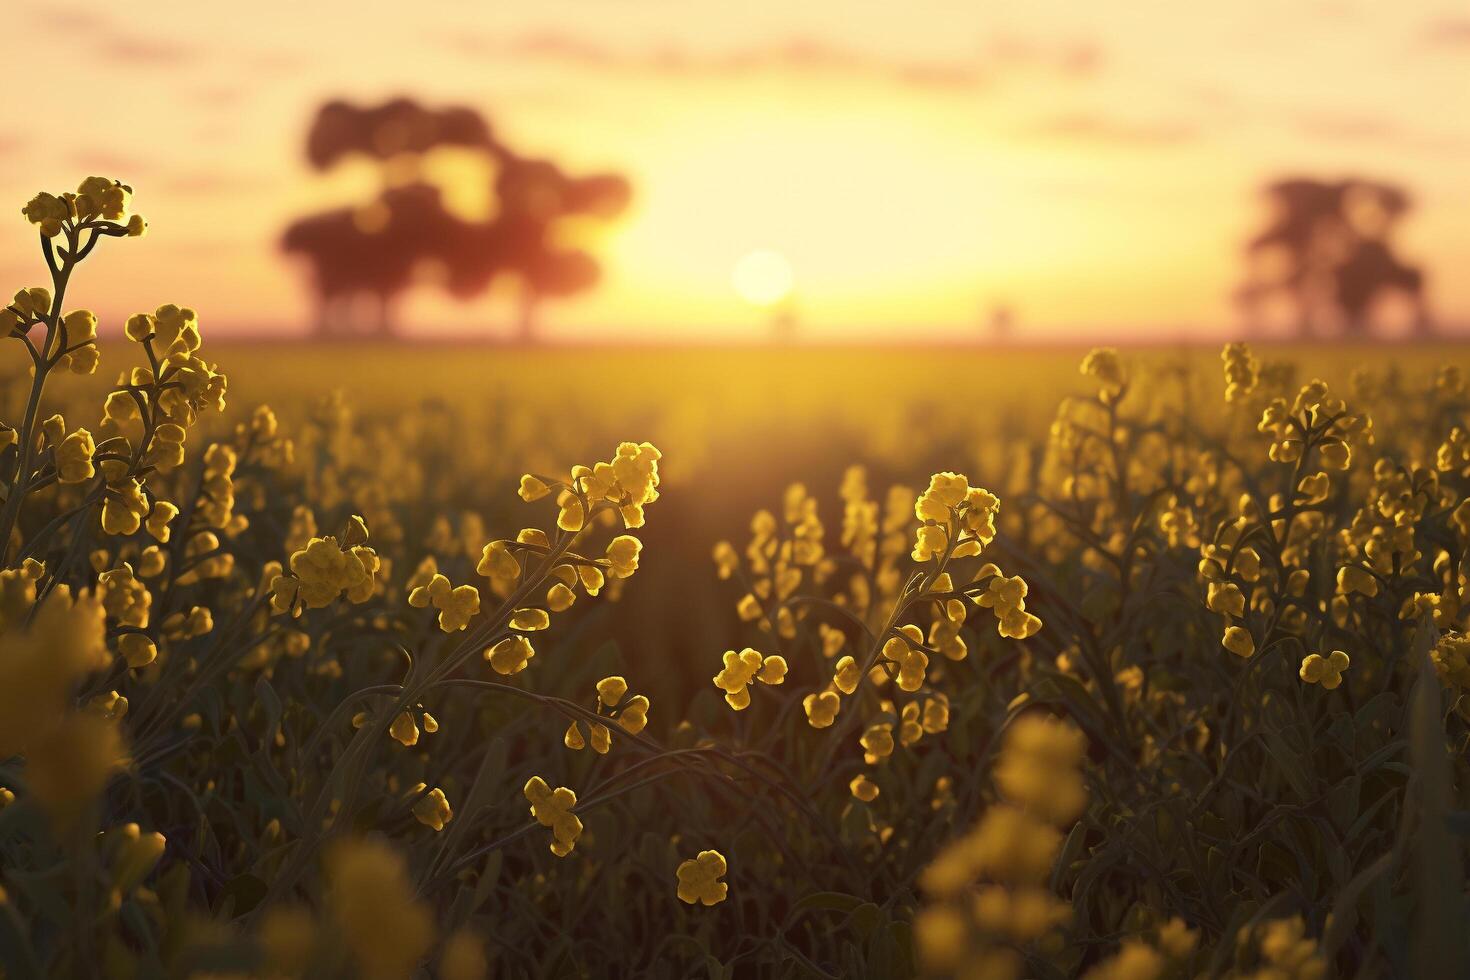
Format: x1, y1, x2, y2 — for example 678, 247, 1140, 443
2, 0, 1468, 342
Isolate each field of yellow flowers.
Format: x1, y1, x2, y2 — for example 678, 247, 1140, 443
4, 180, 1470, 979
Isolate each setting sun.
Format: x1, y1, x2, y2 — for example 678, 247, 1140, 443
731, 249, 795, 307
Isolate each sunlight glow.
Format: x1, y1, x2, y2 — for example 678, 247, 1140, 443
731, 249, 795, 307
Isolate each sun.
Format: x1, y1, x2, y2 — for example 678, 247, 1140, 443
731, 249, 795, 307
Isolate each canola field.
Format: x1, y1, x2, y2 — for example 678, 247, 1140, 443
4, 180, 1470, 979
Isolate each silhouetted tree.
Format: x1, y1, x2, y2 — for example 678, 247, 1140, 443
282, 183, 460, 337
1237, 176, 1430, 338
281, 98, 630, 340
445, 156, 631, 340
305, 99, 498, 170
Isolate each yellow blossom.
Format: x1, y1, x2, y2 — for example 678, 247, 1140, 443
675, 849, 728, 906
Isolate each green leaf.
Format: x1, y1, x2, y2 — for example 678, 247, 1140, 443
217, 873, 267, 917
793, 891, 868, 916
254, 676, 283, 742
1327, 774, 1360, 836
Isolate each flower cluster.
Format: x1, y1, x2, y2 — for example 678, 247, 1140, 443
712, 646, 787, 709
270, 517, 382, 613
916, 714, 1088, 980
524, 776, 583, 857
565, 674, 651, 752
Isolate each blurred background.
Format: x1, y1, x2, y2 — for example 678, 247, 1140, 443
2, 0, 1468, 345
8, 0, 1470, 707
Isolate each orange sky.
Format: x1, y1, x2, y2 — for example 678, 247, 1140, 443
2, 0, 1468, 341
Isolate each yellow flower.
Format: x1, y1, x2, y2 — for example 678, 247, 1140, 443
619, 695, 650, 734
440, 930, 488, 980
76, 176, 130, 220
605, 535, 642, 578
833, 655, 862, 695
476, 540, 520, 580
978, 575, 1028, 615
915, 472, 970, 523
55, 429, 95, 484
1299, 650, 1349, 690
1081, 940, 1165, 980
590, 723, 612, 754
1206, 581, 1245, 619
921, 694, 950, 734
389, 711, 419, 747
819, 623, 846, 657
803, 690, 841, 728
326, 838, 434, 980
102, 481, 151, 536
117, 633, 156, 669
713, 647, 783, 710
1253, 916, 1325, 980
884, 632, 928, 692
139, 502, 176, 545
547, 581, 575, 611
900, 702, 925, 746
1318, 437, 1351, 470
675, 849, 728, 906
410, 785, 453, 831
1296, 471, 1330, 504
1221, 342, 1259, 402
518, 474, 550, 501
22, 191, 70, 237
563, 721, 586, 750
757, 654, 788, 684
1081, 346, 1126, 396
911, 523, 948, 562
486, 635, 535, 675
850, 774, 880, 801
556, 495, 585, 531
596, 675, 628, 706
13, 286, 51, 320
524, 776, 582, 857
995, 714, 1088, 823
1337, 564, 1378, 597
281, 534, 380, 611
861, 723, 894, 764
408, 573, 481, 632
1157, 917, 1199, 959
510, 608, 550, 631
1222, 625, 1254, 658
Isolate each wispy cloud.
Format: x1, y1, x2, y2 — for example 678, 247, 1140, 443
26, 2, 287, 71
68, 150, 153, 177
94, 34, 195, 67
1024, 112, 1196, 147
985, 35, 1104, 77
1421, 16, 1470, 47
1292, 111, 1468, 152
159, 172, 277, 196
442, 31, 1006, 91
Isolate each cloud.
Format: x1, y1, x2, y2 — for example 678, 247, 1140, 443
25, 2, 289, 71
1294, 112, 1396, 142
158, 172, 275, 196
984, 35, 1105, 78
1292, 111, 1469, 151
1024, 113, 1196, 147
94, 33, 195, 66
1422, 16, 1470, 46
68, 150, 153, 177
444, 31, 993, 91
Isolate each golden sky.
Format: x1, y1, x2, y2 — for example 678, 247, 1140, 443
3, 0, 1468, 341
